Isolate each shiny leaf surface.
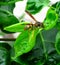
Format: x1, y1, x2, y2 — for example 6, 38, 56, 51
43, 8, 58, 30
13, 29, 39, 59
4, 22, 30, 32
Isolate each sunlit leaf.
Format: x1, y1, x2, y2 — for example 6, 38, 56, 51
52, 1, 60, 30
18, 28, 58, 65
12, 29, 39, 59
43, 8, 58, 30
4, 22, 30, 32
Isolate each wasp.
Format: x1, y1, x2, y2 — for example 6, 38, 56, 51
24, 10, 44, 30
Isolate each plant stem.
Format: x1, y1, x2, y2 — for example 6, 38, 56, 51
40, 32, 48, 59
0, 38, 16, 41
44, 40, 54, 43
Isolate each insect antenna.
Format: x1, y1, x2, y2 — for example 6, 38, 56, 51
25, 10, 44, 28
25, 10, 37, 23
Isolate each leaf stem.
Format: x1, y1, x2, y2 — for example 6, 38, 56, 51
44, 40, 54, 43
40, 32, 48, 59
0, 38, 16, 41
0, 9, 12, 15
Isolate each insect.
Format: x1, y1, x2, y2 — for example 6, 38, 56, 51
24, 10, 44, 30
4, 10, 44, 32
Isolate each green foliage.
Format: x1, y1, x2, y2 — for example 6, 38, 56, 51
14, 28, 59, 65
57, 63, 60, 65
52, 1, 60, 30
0, 48, 8, 65
0, 43, 11, 65
43, 8, 58, 30
13, 29, 39, 59
26, 0, 50, 14
0, 0, 19, 33
0, 0, 22, 5
35, 60, 44, 65
0, 9, 19, 27
0, 9, 19, 33
55, 31, 60, 54
0, 0, 60, 65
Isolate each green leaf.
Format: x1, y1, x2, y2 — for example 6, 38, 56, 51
35, 60, 44, 65
0, 43, 11, 65
0, 9, 19, 33
0, 48, 8, 65
57, 62, 60, 65
0, 0, 22, 5
0, 9, 19, 27
0, 0, 20, 13
0, 4, 15, 13
26, 0, 50, 14
0, 0, 15, 13
43, 8, 58, 30
55, 31, 60, 54
33, 28, 58, 59
4, 22, 30, 32
13, 57, 29, 65
19, 28, 58, 65
52, 1, 60, 30
12, 29, 39, 59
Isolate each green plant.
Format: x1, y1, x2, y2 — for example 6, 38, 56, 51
0, 0, 60, 65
